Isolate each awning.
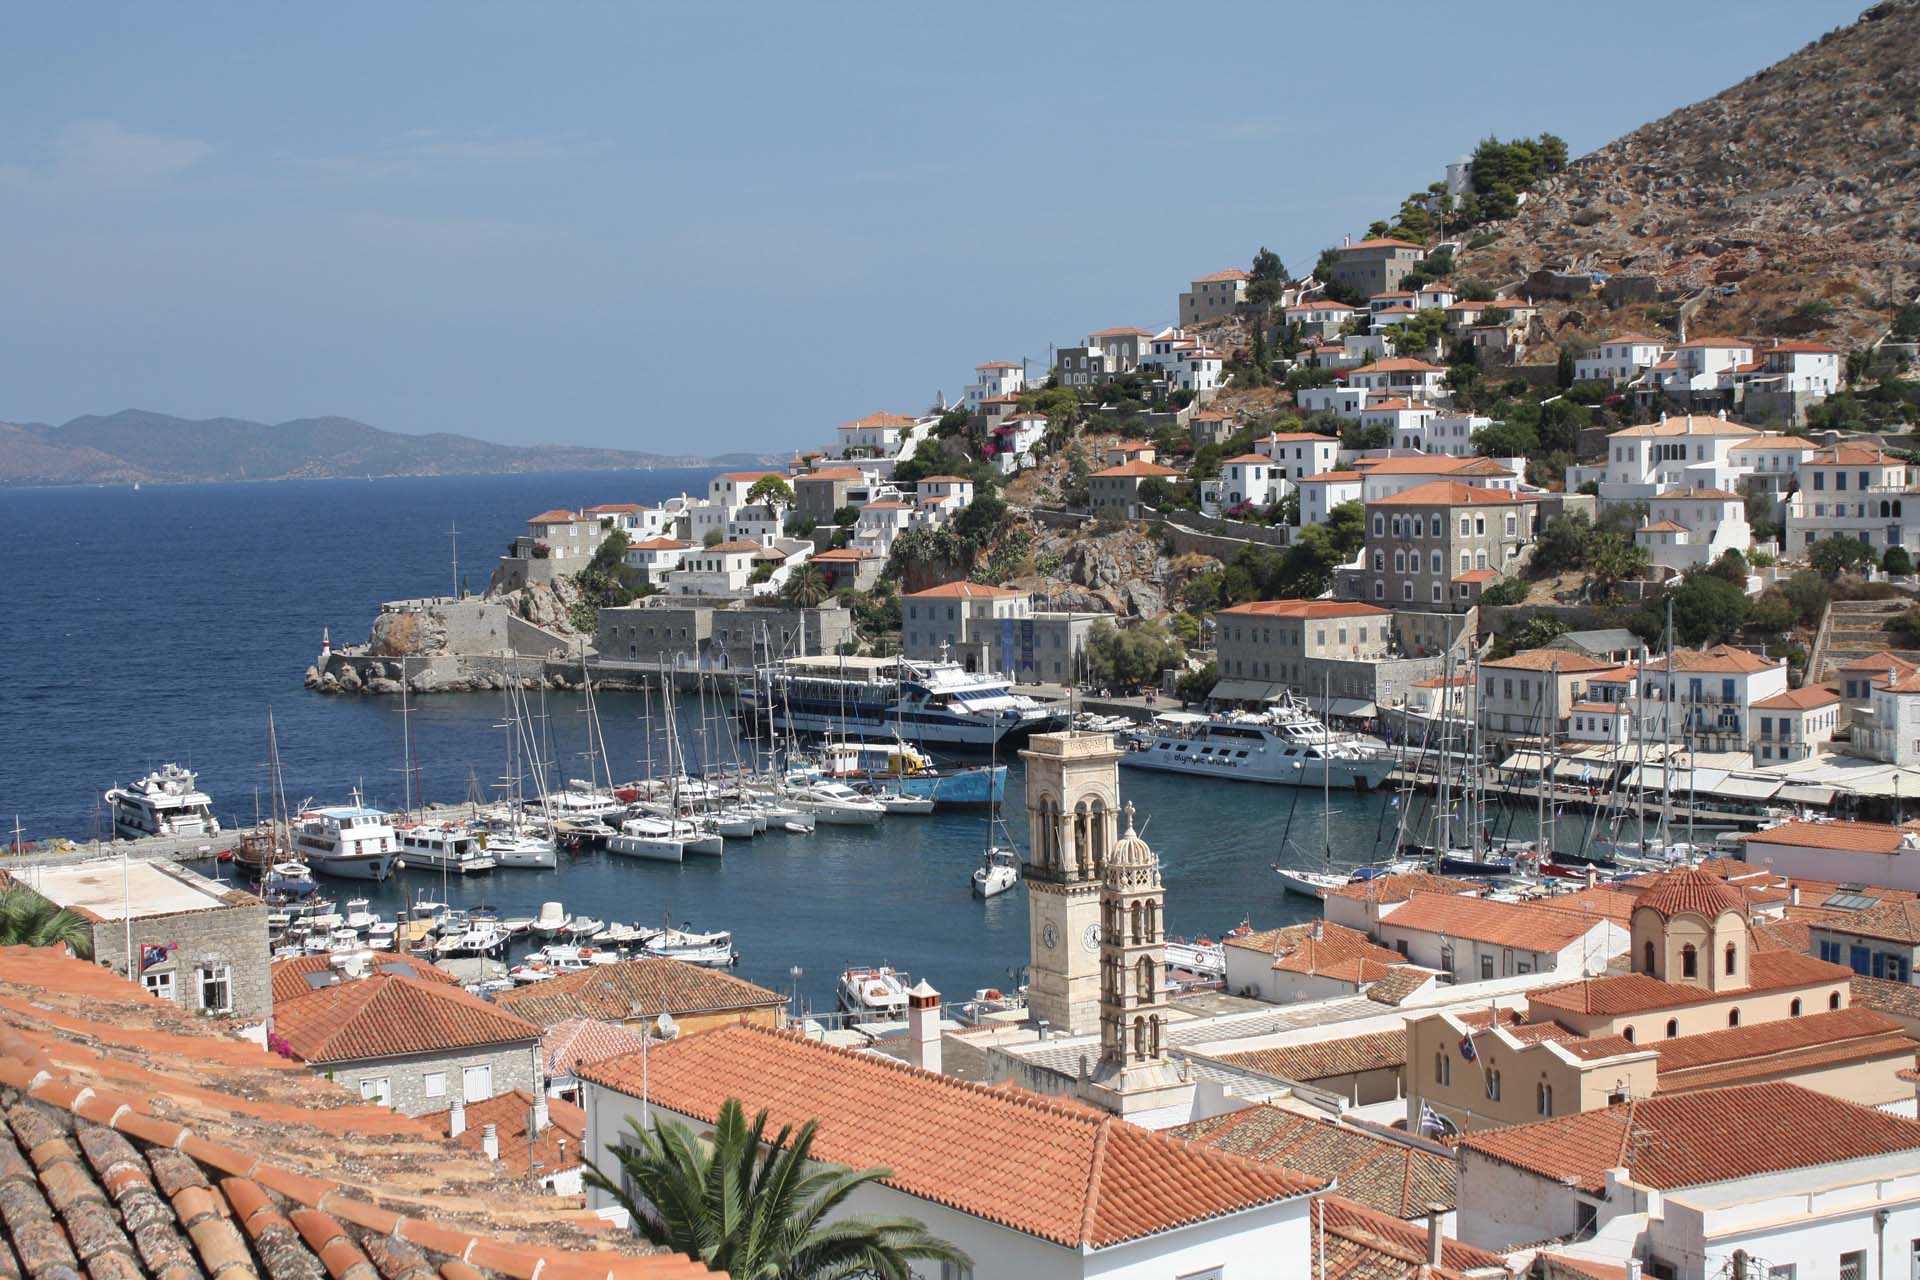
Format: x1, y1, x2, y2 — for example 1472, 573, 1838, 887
1499, 752, 1548, 774
1554, 759, 1599, 782
1208, 678, 1289, 704
1706, 776, 1783, 802
1308, 695, 1378, 719
1777, 783, 1838, 807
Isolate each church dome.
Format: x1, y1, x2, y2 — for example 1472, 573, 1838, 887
1105, 804, 1157, 874
1633, 867, 1745, 920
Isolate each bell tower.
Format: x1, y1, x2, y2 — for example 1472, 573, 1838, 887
1021, 730, 1121, 1037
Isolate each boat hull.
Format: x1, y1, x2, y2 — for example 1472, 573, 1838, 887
828, 766, 1006, 808
608, 835, 685, 862
304, 852, 397, 881
757, 707, 1065, 748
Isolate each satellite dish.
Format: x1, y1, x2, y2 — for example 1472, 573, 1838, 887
655, 1011, 679, 1041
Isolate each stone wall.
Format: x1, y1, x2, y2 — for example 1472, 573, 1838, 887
94, 894, 272, 1022
318, 1040, 542, 1118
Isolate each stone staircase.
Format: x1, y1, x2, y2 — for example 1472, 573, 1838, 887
1812, 597, 1920, 685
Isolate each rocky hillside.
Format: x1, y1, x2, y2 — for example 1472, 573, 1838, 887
1455, 0, 1920, 347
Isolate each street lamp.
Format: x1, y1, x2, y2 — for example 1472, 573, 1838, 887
789, 965, 804, 1023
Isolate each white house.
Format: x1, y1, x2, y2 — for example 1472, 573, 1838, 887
1751, 685, 1841, 764
621, 537, 693, 585
1345, 358, 1447, 402
1174, 347, 1225, 395
916, 475, 975, 511
1749, 340, 1843, 395
988, 412, 1048, 475
851, 499, 915, 556
1294, 384, 1374, 418
1634, 486, 1750, 574
1282, 299, 1358, 340
836, 412, 916, 460
965, 360, 1026, 410
584, 503, 671, 541
1566, 414, 1761, 505
1573, 335, 1668, 385
1659, 336, 1756, 394
1443, 298, 1538, 331
664, 541, 760, 596
1784, 440, 1920, 554
1647, 644, 1789, 753
1356, 398, 1438, 444
1295, 470, 1365, 526
1455, 1082, 1920, 1280
1741, 819, 1920, 892
708, 470, 784, 508
1402, 412, 1490, 458
580, 1022, 1323, 1280
1253, 431, 1340, 480
1216, 453, 1288, 512
1369, 893, 1625, 981
1220, 921, 1412, 1006
1851, 670, 1920, 767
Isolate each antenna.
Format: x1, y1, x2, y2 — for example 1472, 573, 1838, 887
449, 521, 460, 599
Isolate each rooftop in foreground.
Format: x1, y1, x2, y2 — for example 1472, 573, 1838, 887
14, 858, 252, 921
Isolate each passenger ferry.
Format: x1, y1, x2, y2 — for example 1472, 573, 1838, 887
291, 806, 398, 880
745, 655, 1065, 748
1121, 698, 1396, 790
104, 764, 221, 840
394, 823, 497, 874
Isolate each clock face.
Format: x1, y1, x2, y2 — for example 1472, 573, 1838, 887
1081, 923, 1101, 953
1041, 921, 1059, 951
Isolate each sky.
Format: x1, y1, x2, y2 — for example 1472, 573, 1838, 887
0, 1, 1865, 455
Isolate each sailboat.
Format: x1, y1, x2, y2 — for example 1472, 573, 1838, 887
971, 737, 1020, 898
236, 709, 293, 875
488, 681, 558, 868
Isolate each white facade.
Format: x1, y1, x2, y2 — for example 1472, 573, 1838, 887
1253, 433, 1340, 480
1661, 338, 1755, 393
1785, 444, 1920, 553
1295, 385, 1373, 418
1371, 905, 1624, 981
852, 501, 915, 556
1358, 400, 1438, 443
1574, 337, 1667, 385
1567, 415, 1759, 506
1751, 692, 1839, 764
1283, 301, 1358, 340
1385, 412, 1487, 458
988, 412, 1048, 475
1346, 360, 1447, 401
966, 361, 1026, 410
1635, 489, 1751, 573
1296, 473, 1364, 526
622, 538, 692, 584
1175, 349, 1224, 394
1216, 455, 1288, 512
664, 544, 756, 596
1854, 681, 1920, 767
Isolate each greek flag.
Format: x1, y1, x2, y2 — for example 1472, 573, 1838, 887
1419, 1103, 1451, 1138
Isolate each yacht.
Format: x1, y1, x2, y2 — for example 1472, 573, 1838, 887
394, 823, 497, 874
484, 830, 558, 869
1273, 866, 1351, 898
644, 927, 737, 967
105, 764, 221, 839
608, 814, 691, 862
746, 655, 1065, 747
838, 965, 910, 1020
291, 807, 399, 880
972, 848, 1019, 899
792, 781, 885, 826
865, 787, 936, 816
1121, 699, 1396, 790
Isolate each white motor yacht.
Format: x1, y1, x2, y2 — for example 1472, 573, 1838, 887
795, 782, 885, 826
1122, 697, 1397, 790
104, 763, 221, 840
395, 823, 496, 874
1165, 936, 1227, 980
367, 921, 398, 950
291, 807, 398, 880
972, 848, 1019, 899
609, 815, 688, 862
838, 965, 910, 1019
485, 830, 558, 869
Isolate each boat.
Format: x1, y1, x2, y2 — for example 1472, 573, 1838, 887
972, 848, 1019, 898
608, 815, 688, 862
838, 965, 910, 1019
1165, 936, 1227, 981
867, 788, 936, 816
394, 823, 496, 874
745, 654, 1066, 747
483, 830, 557, 869
643, 926, 737, 967
367, 921, 398, 950
793, 781, 885, 826
1121, 698, 1396, 790
342, 899, 377, 931
105, 764, 221, 839
291, 805, 399, 880
800, 740, 1008, 808
1273, 865, 1351, 898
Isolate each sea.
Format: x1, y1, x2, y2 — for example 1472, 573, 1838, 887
0, 470, 1502, 1011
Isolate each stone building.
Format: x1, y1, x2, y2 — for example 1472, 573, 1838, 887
1341, 481, 1539, 612
594, 600, 852, 667
271, 972, 543, 1116
10, 857, 271, 1021
1021, 732, 1123, 1038
1088, 458, 1181, 517
1328, 238, 1425, 298
1208, 598, 1469, 715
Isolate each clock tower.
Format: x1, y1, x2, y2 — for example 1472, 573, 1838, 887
1021, 730, 1121, 1037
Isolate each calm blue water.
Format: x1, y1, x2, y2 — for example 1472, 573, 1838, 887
0, 471, 1464, 1008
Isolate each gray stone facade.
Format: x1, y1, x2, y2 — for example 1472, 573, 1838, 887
1341, 496, 1537, 613
320, 1040, 542, 1118
596, 602, 854, 667
1329, 242, 1424, 298
80, 875, 272, 1022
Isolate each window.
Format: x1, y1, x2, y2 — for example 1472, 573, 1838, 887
198, 962, 232, 1014
141, 970, 175, 1002
1789, 998, 1802, 1017
360, 1077, 392, 1106
1643, 941, 1655, 974
1681, 944, 1697, 978
1622, 1025, 1634, 1043
1728, 1007, 1740, 1027
1839, 1250, 1865, 1280
462, 1064, 493, 1103
1536, 1082, 1553, 1116
1435, 1051, 1451, 1085
1480, 955, 1494, 980
1724, 943, 1737, 976
424, 1071, 447, 1099
1765, 1266, 1795, 1280
1831, 991, 1843, 1010
1485, 1069, 1501, 1102
1666, 1019, 1680, 1038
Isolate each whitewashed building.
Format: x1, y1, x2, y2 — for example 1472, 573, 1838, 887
1253, 431, 1340, 480
987, 411, 1049, 475
1751, 686, 1841, 764
663, 541, 758, 596
966, 360, 1026, 410
1634, 486, 1750, 574
1784, 440, 1920, 554
1741, 819, 1920, 891
1573, 335, 1668, 385
1566, 414, 1761, 506
1295, 470, 1365, 526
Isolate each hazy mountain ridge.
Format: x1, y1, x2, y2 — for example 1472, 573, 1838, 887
0, 410, 778, 486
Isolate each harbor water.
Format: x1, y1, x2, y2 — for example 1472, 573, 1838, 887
3, 472, 1543, 1009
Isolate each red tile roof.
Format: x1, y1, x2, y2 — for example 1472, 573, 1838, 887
1675, 337, 1753, 349
838, 412, 916, 430
271, 954, 457, 1008
271, 974, 540, 1065
1221, 1029, 1408, 1082
1325, 871, 1482, 903
421, 1090, 588, 1177
1256, 432, 1340, 444
541, 1017, 649, 1081
1349, 358, 1446, 374
1339, 238, 1424, 251
1661, 644, 1781, 674
581, 1024, 1320, 1247
1527, 951, 1850, 1017
1633, 867, 1748, 921
799, 467, 864, 480
1194, 269, 1253, 283
492, 957, 785, 1029
904, 581, 1024, 599
1817, 898, 1920, 944
1381, 895, 1606, 951
1482, 648, 1618, 674
1653, 1007, 1916, 1091
1752, 686, 1840, 710
1310, 1195, 1509, 1280
1091, 459, 1182, 478
1171, 1109, 1457, 1218
1090, 326, 1153, 337
527, 508, 580, 525
1458, 1082, 1920, 1193
1217, 599, 1390, 619
628, 537, 692, 550
1369, 481, 1532, 507
974, 360, 1022, 370
1742, 820, 1910, 855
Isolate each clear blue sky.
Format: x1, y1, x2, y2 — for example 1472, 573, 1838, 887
0, 1, 1862, 453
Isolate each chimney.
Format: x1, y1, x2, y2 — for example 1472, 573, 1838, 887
482, 1124, 499, 1162
1311, 920, 1325, 941
532, 1092, 550, 1135
1424, 1203, 1445, 1267
449, 1097, 466, 1138
906, 980, 942, 1075
1791, 885, 1801, 906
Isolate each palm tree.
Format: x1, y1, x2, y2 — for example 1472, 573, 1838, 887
586, 1099, 968, 1280
782, 564, 832, 609
0, 887, 93, 958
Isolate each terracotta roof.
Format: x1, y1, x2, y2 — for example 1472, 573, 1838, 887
1362, 398, 1436, 412
1349, 358, 1446, 374
1220, 1029, 1408, 1082
1256, 432, 1340, 444
1482, 649, 1617, 674
1675, 337, 1753, 349
1310, 1195, 1509, 1280
1285, 300, 1357, 312
1597, 334, 1666, 346
271, 954, 457, 1008
271, 974, 540, 1065
586, 503, 647, 513
1170, 1109, 1457, 1218
1090, 459, 1181, 478
1569, 701, 1626, 714
717, 470, 782, 482
1609, 415, 1758, 438
1527, 951, 1850, 1017
1459, 1082, 1920, 1193
1853, 974, 1920, 1022
1742, 820, 1909, 855
1633, 867, 1748, 921
916, 474, 973, 483
974, 360, 1021, 370
527, 508, 579, 525
1817, 898, 1920, 944
627, 537, 692, 550
1194, 269, 1253, 283
1542, 885, 1641, 926
1226, 921, 1407, 977
1381, 895, 1605, 951
1661, 644, 1781, 674
1192, 409, 1235, 420
904, 581, 1024, 599
798, 467, 864, 481
1810, 442, 1897, 465
578, 1023, 1321, 1248
1089, 326, 1153, 337
1217, 599, 1389, 619
542, 1018, 649, 1081
1653, 1007, 1916, 1092
1639, 519, 1690, 534
0, 947, 717, 1276
1369, 481, 1532, 507
491, 957, 785, 1030
696, 540, 762, 553
421, 1090, 588, 1178
1325, 872, 1482, 903
1224, 452, 1280, 465
1364, 967, 1438, 1006
1752, 686, 1841, 711
810, 547, 877, 562
1339, 238, 1424, 251
858, 500, 910, 510
1767, 340, 1841, 354
1296, 471, 1365, 485
838, 412, 915, 430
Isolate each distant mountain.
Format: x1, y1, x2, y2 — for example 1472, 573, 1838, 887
0, 410, 780, 486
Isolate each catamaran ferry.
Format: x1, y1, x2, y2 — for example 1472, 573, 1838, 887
745, 655, 1065, 748
1121, 699, 1397, 790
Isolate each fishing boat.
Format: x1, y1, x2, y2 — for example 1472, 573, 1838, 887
746, 654, 1065, 747
1121, 698, 1396, 790
104, 763, 221, 839
643, 926, 737, 967
838, 964, 911, 1019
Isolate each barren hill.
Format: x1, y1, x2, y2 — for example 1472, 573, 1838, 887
1454, 0, 1920, 348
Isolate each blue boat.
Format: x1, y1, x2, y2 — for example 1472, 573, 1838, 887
804, 741, 1006, 808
